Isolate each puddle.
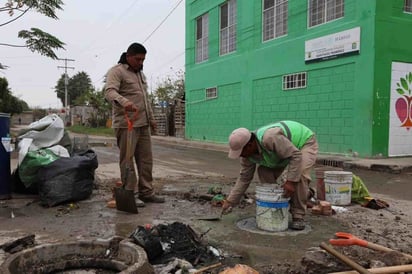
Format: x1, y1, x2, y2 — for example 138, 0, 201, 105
115, 223, 138, 238
0, 208, 26, 219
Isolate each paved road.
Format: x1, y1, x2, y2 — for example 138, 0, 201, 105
91, 135, 412, 201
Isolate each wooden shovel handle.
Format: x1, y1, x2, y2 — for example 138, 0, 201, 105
331, 232, 412, 260
320, 242, 372, 274
329, 263, 412, 274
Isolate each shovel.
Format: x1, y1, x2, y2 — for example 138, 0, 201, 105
320, 242, 372, 274
114, 110, 138, 214
330, 232, 412, 261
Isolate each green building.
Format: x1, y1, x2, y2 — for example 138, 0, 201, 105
184, 0, 412, 157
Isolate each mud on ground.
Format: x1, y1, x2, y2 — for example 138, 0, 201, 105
148, 176, 412, 273
1, 173, 412, 274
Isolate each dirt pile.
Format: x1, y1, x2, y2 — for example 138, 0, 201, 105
130, 222, 221, 268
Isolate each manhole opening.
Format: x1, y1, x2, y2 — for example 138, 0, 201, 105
2, 223, 221, 273
1, 237, 152, 274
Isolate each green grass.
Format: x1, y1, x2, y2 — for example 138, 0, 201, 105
67, 125, 115, 137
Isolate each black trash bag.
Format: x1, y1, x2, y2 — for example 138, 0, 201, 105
37, 149, 98, 207
130, 226, 164, 261
11, 167, 39, 195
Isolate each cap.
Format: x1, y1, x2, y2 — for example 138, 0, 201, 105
228, 128, 251, 159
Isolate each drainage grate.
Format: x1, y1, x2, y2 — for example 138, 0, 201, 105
318, 159, 344, 168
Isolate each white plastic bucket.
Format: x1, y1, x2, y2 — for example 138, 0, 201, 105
255, 185, 289, 232
324, 171, 353, 205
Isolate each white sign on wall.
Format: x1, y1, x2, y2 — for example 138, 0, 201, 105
305, 27, 360, 62
389, 62, 412, 156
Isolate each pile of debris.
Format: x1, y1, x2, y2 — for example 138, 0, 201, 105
130, 222, 223, 272
11, 114, 98, 207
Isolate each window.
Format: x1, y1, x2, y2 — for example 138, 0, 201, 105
206, 87, 217, 99
309, 0, 344, 27
405, 0, 412, 13
283, 72, 307, 90
196, 13, 209, 63
220, 0, 237, 55
263, 0, 288, 41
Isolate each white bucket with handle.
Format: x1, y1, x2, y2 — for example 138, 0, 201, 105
255, 184, 289, 232
324, 171, 353, 205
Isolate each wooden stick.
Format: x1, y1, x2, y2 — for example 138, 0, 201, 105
193, 262, 222, 274
329, 264, 412, 274
365, 242, 412, 261
320, 242, 372, 274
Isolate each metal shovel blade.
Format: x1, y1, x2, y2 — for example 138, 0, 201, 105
114, 187, 138, 214
194, 210, 222, 221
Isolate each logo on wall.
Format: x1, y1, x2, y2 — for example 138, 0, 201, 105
395, 72, 412, 130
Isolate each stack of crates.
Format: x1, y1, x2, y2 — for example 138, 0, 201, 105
174, 99, 185, 138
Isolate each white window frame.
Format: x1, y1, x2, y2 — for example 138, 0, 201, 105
405, 0, 412, 13
308, 0, 344, 28
262, 0, 288, 42
196, 13, 209, 63
206, 87, 218, 99
220, 0, 237, 55
282, 72, 307, 90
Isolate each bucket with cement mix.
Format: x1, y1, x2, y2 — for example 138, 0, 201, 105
255, 185, 289, 232
324, 171, 353, 205
315, 166, 343, 200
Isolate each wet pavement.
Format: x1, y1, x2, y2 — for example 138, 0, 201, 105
1, 131, 412, 272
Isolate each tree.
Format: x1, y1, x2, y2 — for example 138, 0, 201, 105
152, 69, 185, 106
0, 77, 29, 114
54, 71, 93, 106
74, 88, 111, 127
0, 0, 65, 67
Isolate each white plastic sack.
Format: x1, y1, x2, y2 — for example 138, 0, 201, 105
47, 145, 70, 158
18, 138, 32, 165
18, 114, 64, 151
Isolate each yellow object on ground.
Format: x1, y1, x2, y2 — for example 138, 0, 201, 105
351, 174, 370, 204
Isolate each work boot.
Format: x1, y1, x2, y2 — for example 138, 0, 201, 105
290, 218, 306, 231
133, 194, 146, 207
139, 195, 165, 203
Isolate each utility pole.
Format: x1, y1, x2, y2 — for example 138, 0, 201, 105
57, 58, 75, 108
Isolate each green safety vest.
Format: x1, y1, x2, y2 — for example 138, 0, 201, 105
248, 121, 314, 168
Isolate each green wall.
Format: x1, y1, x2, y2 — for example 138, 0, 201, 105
372, 1, 412, 155
185, 0, 411, 157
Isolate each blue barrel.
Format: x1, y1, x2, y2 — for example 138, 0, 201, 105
0, 113, 11, 199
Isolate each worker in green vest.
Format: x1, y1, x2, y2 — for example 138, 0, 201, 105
222, 120, 318, 230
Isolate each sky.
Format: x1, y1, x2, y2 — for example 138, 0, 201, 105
1, 0, 185, 109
